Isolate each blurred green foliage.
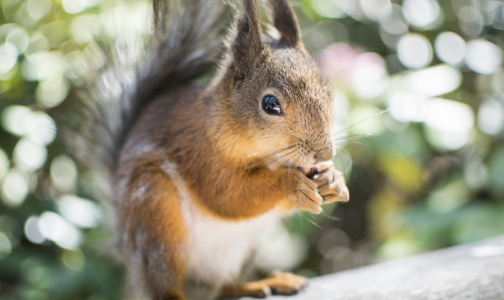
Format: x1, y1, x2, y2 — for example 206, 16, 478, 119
1, 0, 504, 299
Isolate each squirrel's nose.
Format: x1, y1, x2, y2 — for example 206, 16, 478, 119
313, 144, 335, 163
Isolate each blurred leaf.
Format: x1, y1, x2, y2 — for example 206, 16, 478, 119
378, 152, 424, 194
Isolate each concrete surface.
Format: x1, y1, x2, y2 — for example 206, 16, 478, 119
239, 236, 504, 300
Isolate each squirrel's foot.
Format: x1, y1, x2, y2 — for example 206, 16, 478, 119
220, 271, 308, 298
312, 166, 349, 204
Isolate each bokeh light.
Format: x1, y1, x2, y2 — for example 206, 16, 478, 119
50, 155, 77, 192
57, 195, 101, 228
351, 53, 389, 100
0, 148, 9, 181
24, 216, 45, 244
0, 42, 18, 75
402, 0, 442, 29
13, 138, 47, 171
423, 98, 474, 150
312, 0, 345, 19
403, 64, 462, 97
360, 0, 391, 22
6, 27, 29, 53
38, 211, 81, 249
0, 232, 12, 258
434, 32, 466, 66
1, 169, 29, 207
62, 0, 90, 15
457, 5, 484, 37
477, 97, 504, 136
465, 39, 503, 74
397, 33, 433, 69
27, 0, 52, 20
379, 4, 408, 36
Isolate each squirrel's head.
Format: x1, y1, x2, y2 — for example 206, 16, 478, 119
216, 0, 336, 170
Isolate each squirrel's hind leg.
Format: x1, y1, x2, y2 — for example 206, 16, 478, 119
220, 272, 308, 298
118, 159, 190, 300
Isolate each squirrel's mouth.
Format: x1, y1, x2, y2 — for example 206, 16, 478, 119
300, 167, 319, 179
297, 160, 334, 179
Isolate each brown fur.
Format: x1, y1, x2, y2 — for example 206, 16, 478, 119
112, 0, 349, 299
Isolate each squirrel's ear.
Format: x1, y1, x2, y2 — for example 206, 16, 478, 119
266, 0, 301, 47
232, 0, 263, 67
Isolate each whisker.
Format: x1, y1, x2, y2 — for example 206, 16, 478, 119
291, 152, 303, 169
334, 153, 349, 174
340, 142, 372, 157
334, 150, 357, 174
335, 140, 363, 146
337, 150, 377, 189
248, 144, 297, 162
321, 211, 340, 221
333, 82, 353, 96
261, 148, 299, 169
257, 145, 303, 173
248, 149, 299, 177
284, 155, 300, 174
298, 213, 304, 228
301, 213, 323, 230
227, 144, 299, 177
333, 109, 388, 136
334, 133, 374, 140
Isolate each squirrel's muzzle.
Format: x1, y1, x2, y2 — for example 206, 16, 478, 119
313, 144, 335, 163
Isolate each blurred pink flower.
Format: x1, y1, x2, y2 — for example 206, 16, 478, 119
318, 43, 389, 100
318, 43, 362, 80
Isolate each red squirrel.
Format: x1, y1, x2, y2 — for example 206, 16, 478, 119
61, 0, 349, 299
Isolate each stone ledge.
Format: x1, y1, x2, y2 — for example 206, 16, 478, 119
239, 236, 504, 300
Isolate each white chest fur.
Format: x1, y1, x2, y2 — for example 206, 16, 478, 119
164, 162, 284, 298
182, 199, 281, 283
182, 199, 281, 286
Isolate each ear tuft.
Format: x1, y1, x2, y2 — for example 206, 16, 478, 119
232, 0, 263, 68
266, 0, 301, 47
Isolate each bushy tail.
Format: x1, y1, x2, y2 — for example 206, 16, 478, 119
56, 0, 229, 204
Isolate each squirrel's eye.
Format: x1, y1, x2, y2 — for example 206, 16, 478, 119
261, 95, 282, 116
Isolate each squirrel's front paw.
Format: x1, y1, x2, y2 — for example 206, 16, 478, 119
312, 166, 349, 204
284, 170, 323, 214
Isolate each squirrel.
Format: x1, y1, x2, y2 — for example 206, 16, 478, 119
59, 0, 350, 299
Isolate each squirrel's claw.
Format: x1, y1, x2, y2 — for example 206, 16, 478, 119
314, 168, 350, 204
